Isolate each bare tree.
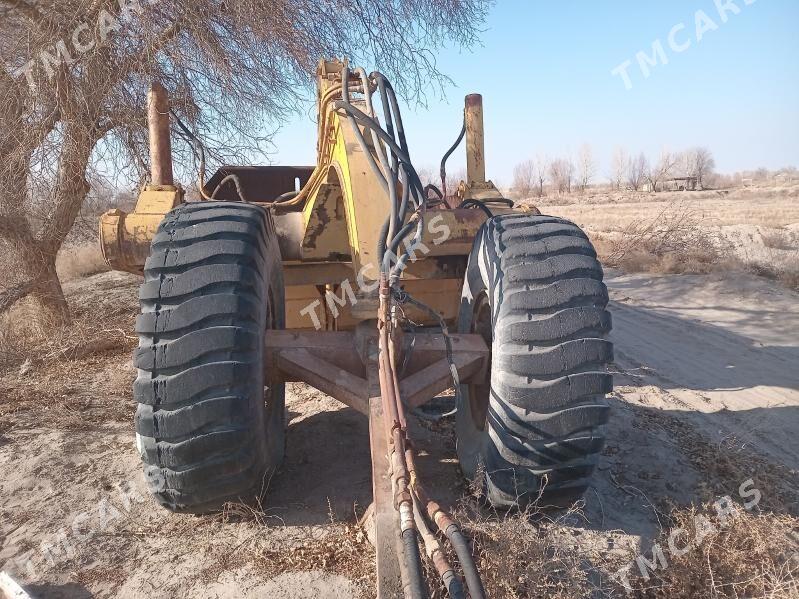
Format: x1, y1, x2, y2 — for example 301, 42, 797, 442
416, 165, 436, 189
534, 155, 548, 197
646, 150, 678, 192
610, 147, 627, 190
577, 144, 595, 192
512, 159, 536, 198
549, 157, 575, 194
688, 147, 716, 189
0, 0, 490, 326
564, 158, 575, 193
549, 160, 563, 194
626, 152, 649, 191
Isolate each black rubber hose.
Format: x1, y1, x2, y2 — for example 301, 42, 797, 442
458, 199, 494, 218
440, 120, 466, 198
424, 184, 444, 200
402, 529, 428, 599
445, 524, 485, 599
382, 220, 415, 272
442, 569, 466, 599
211, 174, 248, 203
377, 218, 390, 267
273, 190, 299, 203
332, 102, 426, 205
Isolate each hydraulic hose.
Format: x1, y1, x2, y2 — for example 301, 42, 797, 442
210, 174, 249, 202
402, 528, 428, 599
344, 67, 487, 599
413, 494, 465, 599
378, 278, 427, 599
440, 119, 466, 200
444, 523, 485, 599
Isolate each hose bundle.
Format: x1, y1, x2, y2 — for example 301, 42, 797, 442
334, 63, 486, 599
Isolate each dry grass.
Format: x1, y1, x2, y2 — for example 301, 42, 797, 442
534, 184, 799, 209
193, 499, 375, 592
583, 200, 799, 290
745, 258, 799, 291
456, 504, 600, 598
0, 280, 135, 372
443, 487, 799, 599
761, 228, 797, 251
595, 202, 725, 276
56, 242, 109, 282
462, 503, 799, 598
540, 187, 799, 230
623, 506, 799, 598
0, 272, 139, 431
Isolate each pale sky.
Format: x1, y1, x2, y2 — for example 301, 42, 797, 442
265, 0, 799, 185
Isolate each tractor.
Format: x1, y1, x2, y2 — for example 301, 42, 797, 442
99, 59, 613, 598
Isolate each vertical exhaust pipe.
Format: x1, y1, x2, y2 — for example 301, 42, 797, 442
147, 81, 174, 186
464, 93, 486, 186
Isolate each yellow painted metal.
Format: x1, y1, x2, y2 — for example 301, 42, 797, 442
298, 59, 390, 286
98, 185, 183, 273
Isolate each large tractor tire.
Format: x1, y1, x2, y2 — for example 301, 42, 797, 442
456, 214, 613, 508
133, 201, 285, 513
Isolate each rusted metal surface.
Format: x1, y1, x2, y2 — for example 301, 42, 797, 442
399, 330, 489, 381
147, 82, 173, 186
204, 165, 314, 203
263, 329, 490, 410
400, 353, 484, 409
264, 330, 365, 377
301, 177, 350, 260
460, 93, 510, 203
367, 350, 403, 598
464, 93, 485, 186
276, 348, 368, 415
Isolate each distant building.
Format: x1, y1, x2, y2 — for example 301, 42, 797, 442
665, 176, 698, 191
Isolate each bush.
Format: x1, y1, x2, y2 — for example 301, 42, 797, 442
56, 243, 109, 282
602, 203, 724, 275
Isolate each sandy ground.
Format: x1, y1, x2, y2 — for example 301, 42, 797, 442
1, 260, 798, 596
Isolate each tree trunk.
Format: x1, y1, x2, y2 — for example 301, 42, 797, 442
31, 255, 69, 328
0, 121, 97, 328
0, 243, 69, 327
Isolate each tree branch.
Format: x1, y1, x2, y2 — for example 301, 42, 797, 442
0, 0, 62, 33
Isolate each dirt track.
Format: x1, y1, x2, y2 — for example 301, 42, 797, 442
1, 268, 797, 597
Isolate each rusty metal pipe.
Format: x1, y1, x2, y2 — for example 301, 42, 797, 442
377, 277, 426, 598
412, 494, 465, 599
148, 81, 174, 186
464, 94, 485, 185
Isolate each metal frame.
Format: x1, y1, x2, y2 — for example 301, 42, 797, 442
264, 328, 488, 593
264, 329, 489, 416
